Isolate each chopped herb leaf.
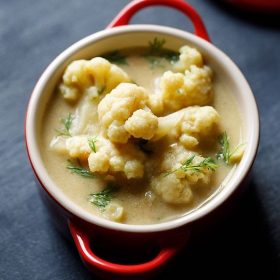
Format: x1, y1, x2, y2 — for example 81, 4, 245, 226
144, 37, 179, 68
149, 37, 166, 54
66, 160, 95, 178
165, 155, 218, 177
88, 136, 98, 153
102, 50, 127, 65
88, 184, 118, 209
55, 113, 73, 136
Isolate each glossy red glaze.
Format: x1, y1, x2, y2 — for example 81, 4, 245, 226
69, 221, 188, 279
108, 0, 210, 41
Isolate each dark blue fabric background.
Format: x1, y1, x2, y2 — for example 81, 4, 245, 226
0, 0, 279, 279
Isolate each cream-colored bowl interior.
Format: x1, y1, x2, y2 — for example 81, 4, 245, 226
26, 25, 259, 233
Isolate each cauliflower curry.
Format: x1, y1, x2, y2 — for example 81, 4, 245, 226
41, 38, 245, 224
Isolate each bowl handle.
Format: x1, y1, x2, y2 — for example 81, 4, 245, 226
69, 221, 189, 278
107, 0, 210, 41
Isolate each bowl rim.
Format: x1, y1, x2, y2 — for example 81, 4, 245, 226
25, 24, 259, 233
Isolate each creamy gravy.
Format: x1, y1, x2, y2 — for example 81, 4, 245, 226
41, 49, 243, 224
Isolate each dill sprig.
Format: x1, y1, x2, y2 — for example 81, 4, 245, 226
66, 160, 95, 178
148, 37, 179, 61
88, 184, 117, 209
216, 132, 230, 164
55, 113, 74, 136
216, 131, 245, 165
165, 155, 218, 177
88, 136, 98, 153
149, 37, 166, 54
102, 50, 128, 65
144, 37, 179, 68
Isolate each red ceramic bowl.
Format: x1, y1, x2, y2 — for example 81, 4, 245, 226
25, 0, 259, 279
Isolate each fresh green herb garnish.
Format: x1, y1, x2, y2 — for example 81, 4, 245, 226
216, 132, 231, 164
149, 37, 166, 54
88, 136, 98, 153
55, 113, 73, 136
144, 37, 179, 68
102, 50, 128, 65
165, 155, 218, 177
148, 37, 179, 62
66, 160, 95, 178
216, 131, 245, 165
88, 184, 117, 209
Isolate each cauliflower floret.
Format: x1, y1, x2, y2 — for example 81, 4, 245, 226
179, 135, 199, 149
87, 58, 131, 94
160, 65, 213, 111
59, 84, 79, 101
151, 144, 215, 204
181, 155, 214, 185
159, 144, 193, 172
107, 120, 129, 143
59, 57, 130, 101
179, 106, 220, 149
98, 83, 158, 143
88, 136, 145, 179
147, 94, 164, 116
173, 46, 203, 72
124, 160, 144, 179
124, 109, 158, 140
163, 146, 214, 185
50, 135, 92, 161
152, 108, 185, 141
151, 174, 193, 204
152, 106, 219, 148
65, 135, 92, 160
88, 150, 110, 172
61, 60, 93, 89
159, 144, 215, 185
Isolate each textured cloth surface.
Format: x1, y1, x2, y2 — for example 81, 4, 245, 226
0, 0, 279, 279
